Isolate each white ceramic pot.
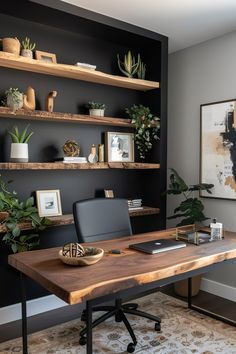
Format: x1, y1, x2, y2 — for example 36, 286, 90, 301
10, 143, 29, 162
89, 109, 105, 117
21, 49, 33, 59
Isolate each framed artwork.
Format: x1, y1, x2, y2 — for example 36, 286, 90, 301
105, 132, 134, 162
35, 50, 57, 63
200, 98, 236, 200
104, 189, 114, 198
36, 190, 62, 217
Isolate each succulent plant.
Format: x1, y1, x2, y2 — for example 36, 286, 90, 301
117, 51, 140, 78
86, 102, 106, 110
21, 37, 36, 51
137, 60, 146, 80
4, 88, 23, 112
8, 125, 34, 144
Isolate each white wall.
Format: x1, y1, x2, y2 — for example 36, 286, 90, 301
168, 31, 236, 288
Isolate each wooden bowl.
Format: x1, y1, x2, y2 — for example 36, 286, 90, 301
59, 247, 104, 266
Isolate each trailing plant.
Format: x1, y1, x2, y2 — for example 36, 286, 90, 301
117, 51, 140, 78
86, 101, 106, 110
0, 175, 50, 253
125, 104, 160, 160
21, 37, 36, 51
137, 60, 146, 80
8, 125, 33, 143
166, 168, 214, 226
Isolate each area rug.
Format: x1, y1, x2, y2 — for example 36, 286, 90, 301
0, 292, 235, 354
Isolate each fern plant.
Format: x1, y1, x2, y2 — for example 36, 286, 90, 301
9, 125, 33, 143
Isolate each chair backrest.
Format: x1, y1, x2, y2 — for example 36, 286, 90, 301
73, 198, 132, 243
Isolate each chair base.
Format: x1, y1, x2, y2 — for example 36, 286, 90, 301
80, 302, 161, 352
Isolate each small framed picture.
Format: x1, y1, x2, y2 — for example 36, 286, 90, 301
35, 50, 57, 64
104, 189, 114, 198
105, 132, 134, 162
36, 190, 62, 217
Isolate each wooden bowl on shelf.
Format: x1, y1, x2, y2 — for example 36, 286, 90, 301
59, 247, 104, 266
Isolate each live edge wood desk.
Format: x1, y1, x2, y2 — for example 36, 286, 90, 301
8, 228, 236, 354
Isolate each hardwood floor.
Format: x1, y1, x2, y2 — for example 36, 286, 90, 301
0, 286, 235, 343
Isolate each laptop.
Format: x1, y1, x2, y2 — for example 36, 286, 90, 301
129, 238, 186, 254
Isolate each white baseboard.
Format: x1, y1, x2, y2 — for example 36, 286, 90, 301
200, 277, 236, 302
0, 294, 68, 325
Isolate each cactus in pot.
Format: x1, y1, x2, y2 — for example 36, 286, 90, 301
4, 88, 23, 112
21, 37, 36, 58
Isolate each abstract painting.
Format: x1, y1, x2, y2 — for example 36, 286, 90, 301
201, 99, 236, 199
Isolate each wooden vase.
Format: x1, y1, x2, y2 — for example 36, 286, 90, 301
174, 275, 202, 297
1, 37, 20, 55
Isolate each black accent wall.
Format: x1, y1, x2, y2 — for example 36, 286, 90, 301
0, 0, 168, 308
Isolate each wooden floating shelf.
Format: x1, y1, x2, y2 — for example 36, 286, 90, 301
0, 162, 160, 170
0, 207, 160, 234
0, 52, 160, 92
0, 107, 134, 127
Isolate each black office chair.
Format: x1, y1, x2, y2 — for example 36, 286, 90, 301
73, 198, 161, 353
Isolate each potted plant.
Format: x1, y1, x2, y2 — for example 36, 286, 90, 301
125, 104, 160, 160
166, 168, 214, 296
86, 101, 106, 117
117, 51, 140, 78
21, 37, 36, 59
1, 37, 20, 55
4, 87, 23, 112
9, 125, 33, 162
0, 175, 50, 253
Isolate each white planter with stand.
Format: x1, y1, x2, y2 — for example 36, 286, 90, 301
10, 143, 29, 162
89, 109, 105, 117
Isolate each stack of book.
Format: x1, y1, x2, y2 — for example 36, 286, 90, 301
128, 199, 143, 211
56, 157, 88, 163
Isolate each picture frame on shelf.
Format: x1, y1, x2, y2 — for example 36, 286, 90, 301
36, 189, 62, 217
104, 189, 114, 198
105, 132, 134, 162
200, 98, 236, 200
35, 50, 57, 63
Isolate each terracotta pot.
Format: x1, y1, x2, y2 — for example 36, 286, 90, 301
1, 37, 20, 55
0, 211, 10, 223
174, 275, 202, 297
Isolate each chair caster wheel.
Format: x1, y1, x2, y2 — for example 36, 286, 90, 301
127, 342, 136, 353
79, 336, 87, 345
155, 322, 161, 331
81, 311, 87, 322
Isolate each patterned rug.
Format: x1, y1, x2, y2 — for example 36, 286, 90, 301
0, 292, 235, 354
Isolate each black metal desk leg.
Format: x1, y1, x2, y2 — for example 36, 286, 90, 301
20, 273, 28, 354
86, 300, 93, 354
188, 277, 192, 308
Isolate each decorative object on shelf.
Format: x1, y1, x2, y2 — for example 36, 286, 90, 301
165, 168, 214, 226
128, 198, 143, 211
21, 37, 36, 58
210, 218, 223, 241
137, 59, 146, 80
201, 99, 236, 200
63, 140, 80, 157
86, 101, 106, 117
4, 87, 23, 112
1, 37, 20, 55
59, 245, 104, 266
23, 86, 36, 110
98, 143, 104, 162
9, 125, 33, 162
88, 144, 98, 163
104, 189, 114, 198
105, 132, 134, 162
46, 90, 57, 112
35, 50, 57, 63
75, 62, 96, 70
36, 189, 62, 217
125, 104, 160, 160
175, 224, 212, 245
117, 50, 140, 78
0, 175, 50, 253
62, 242, 85, 257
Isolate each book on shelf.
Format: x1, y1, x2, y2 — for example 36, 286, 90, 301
128, 206, 144, 211
55, 157, 88, 163
127, 198, 142, 210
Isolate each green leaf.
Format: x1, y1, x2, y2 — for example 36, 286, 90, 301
11, 244, 18, 253
25, 197, 34, 208
12, 226, 21, 237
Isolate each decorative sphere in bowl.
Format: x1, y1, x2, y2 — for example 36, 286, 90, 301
59, 243, 104, 266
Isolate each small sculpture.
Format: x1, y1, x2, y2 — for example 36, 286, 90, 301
46, 91, 57, 112
62, 242, 85, 257
63, 140, 80, 157
88, 144, 98, 163
23, 86, 36, 110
